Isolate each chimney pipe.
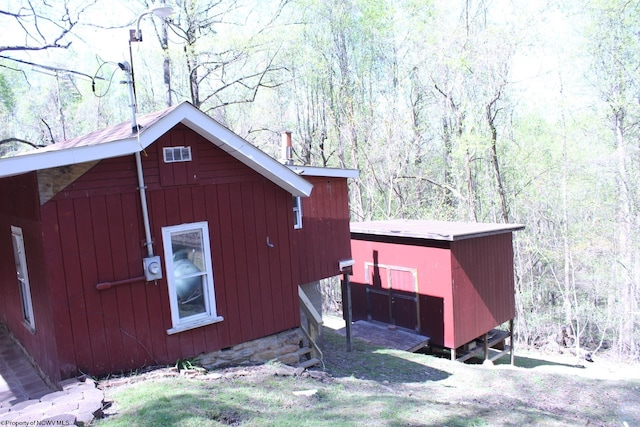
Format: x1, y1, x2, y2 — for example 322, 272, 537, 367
281, 131, 293, 165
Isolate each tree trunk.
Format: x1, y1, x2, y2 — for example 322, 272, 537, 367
486, 92, 508, 223
614, 107, 637, 356
161, 21, 171, 107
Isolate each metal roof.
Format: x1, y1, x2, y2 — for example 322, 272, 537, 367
0, 102, 313, 197
350, 219, 525, 241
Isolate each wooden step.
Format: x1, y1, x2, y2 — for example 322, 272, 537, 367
298, 358, 321, 369
297, 347, 312, 358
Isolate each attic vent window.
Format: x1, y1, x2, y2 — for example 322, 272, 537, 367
164, 146, 192, 163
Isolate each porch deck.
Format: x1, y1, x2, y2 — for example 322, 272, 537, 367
324, 315, 430, 352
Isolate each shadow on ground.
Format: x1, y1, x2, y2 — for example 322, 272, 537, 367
319, 327, 450, 383
423, 345, 580, 370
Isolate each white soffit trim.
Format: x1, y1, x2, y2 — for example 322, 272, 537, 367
0, 139, 142, 178
0, 102, 313, 197
288, 165, 359, 178
173, 105, 312, 197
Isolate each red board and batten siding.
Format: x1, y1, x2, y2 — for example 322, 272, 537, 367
450, 233, 516, 348
32, 125, 301, 378
349, 237, 453, 346
350, 222, 519, 350
295, 176, 352, 285
0, 173, 63, 383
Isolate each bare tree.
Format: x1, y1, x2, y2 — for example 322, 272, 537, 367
154, 0, 290, 113
0, 1, 97, 53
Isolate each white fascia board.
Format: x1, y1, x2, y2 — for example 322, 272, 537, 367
177, 107, 313, 197
288, 166, 360, 179
0, 138, 142, 179
0, 102, 313, 197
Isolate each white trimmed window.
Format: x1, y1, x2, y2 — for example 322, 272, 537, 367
10, 226, 35, 332
293, 196, 303, 229
162, 222, 223, 334
163, 146, 192, 163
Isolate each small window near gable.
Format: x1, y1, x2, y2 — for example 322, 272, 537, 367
293, 196, 303, 229
162, 222, 223, 334
10, 226, 36, 332
163, 146, 192, 163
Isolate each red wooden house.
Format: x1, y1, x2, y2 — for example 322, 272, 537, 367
0, 101, 356, 385
349, 220, 524, 361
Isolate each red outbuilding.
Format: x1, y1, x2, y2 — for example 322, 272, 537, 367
349, 220, 524, 361
0, 101, 356, 385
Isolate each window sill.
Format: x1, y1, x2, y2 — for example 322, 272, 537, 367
166, 315, 224, 335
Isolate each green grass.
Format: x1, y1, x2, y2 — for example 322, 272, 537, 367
97, 372, 414, 426
95, 329, 640, 427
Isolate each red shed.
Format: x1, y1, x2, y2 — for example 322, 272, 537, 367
0, 101, 356, 384
349, 220, 524, 361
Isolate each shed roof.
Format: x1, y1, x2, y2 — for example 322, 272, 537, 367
350, 219, 525, 241
0, 102, 312, 197
288, 165, 359, 179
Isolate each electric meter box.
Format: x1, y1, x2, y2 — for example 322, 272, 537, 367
143, 256, 163, 281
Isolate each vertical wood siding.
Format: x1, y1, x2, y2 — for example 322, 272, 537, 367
350, 232, 516, 350
350, 238, 453, 345
0, 173, 62, 383
450, 233, 516, 348
295, 176, 352, 284
1, 126, 303, 379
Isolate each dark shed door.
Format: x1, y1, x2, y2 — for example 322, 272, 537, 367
365, 263, 419, 332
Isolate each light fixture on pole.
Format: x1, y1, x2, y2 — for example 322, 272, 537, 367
122, 4, 174, 131
130, 6, 174, 43
118, 5, 174, 283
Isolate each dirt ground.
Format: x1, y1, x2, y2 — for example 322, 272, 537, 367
323, 324, 640, 424
99, 323, 640, 426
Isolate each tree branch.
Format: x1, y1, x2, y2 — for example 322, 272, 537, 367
0, 138, 45, 149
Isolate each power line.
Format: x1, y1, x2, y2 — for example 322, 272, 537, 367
0, 55, 106, 81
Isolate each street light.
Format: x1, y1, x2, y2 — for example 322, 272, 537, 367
122, 4, 174, 131
130, 6, 174, 42
119, 5, 174, 278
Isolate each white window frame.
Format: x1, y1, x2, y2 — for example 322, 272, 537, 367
10, 226, 36, 332
293, 196, 303, 229
162, 222, 223, 334
163, 146, 192, 163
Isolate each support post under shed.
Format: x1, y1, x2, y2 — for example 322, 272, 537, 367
339, 259, 355, 352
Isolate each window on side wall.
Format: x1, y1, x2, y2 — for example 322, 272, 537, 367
293, 196, 303, 229
161, 222, 223, 334
10, 226, 36, 332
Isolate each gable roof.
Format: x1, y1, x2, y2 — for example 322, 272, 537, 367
0, 102, 313, 197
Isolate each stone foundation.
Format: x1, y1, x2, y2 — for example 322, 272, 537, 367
195, 328, 305, 369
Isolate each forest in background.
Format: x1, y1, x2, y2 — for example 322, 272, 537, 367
1, 0, 638, 360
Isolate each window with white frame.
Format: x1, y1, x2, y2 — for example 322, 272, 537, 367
10, 226, 36, 332
163, 146, 192, 163
162, 222, 223, 334
293, 196, 303, 229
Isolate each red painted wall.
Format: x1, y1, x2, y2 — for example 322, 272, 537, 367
0, 173, 62, 383
295, 176, 352, 285
0, 125, 310, 380
350, 232, 516, 349
350, 237, 453, 345
42, 127, 303, 378
450, 233, 516, 347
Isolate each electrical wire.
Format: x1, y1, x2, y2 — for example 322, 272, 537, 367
91, 59, 120, 98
